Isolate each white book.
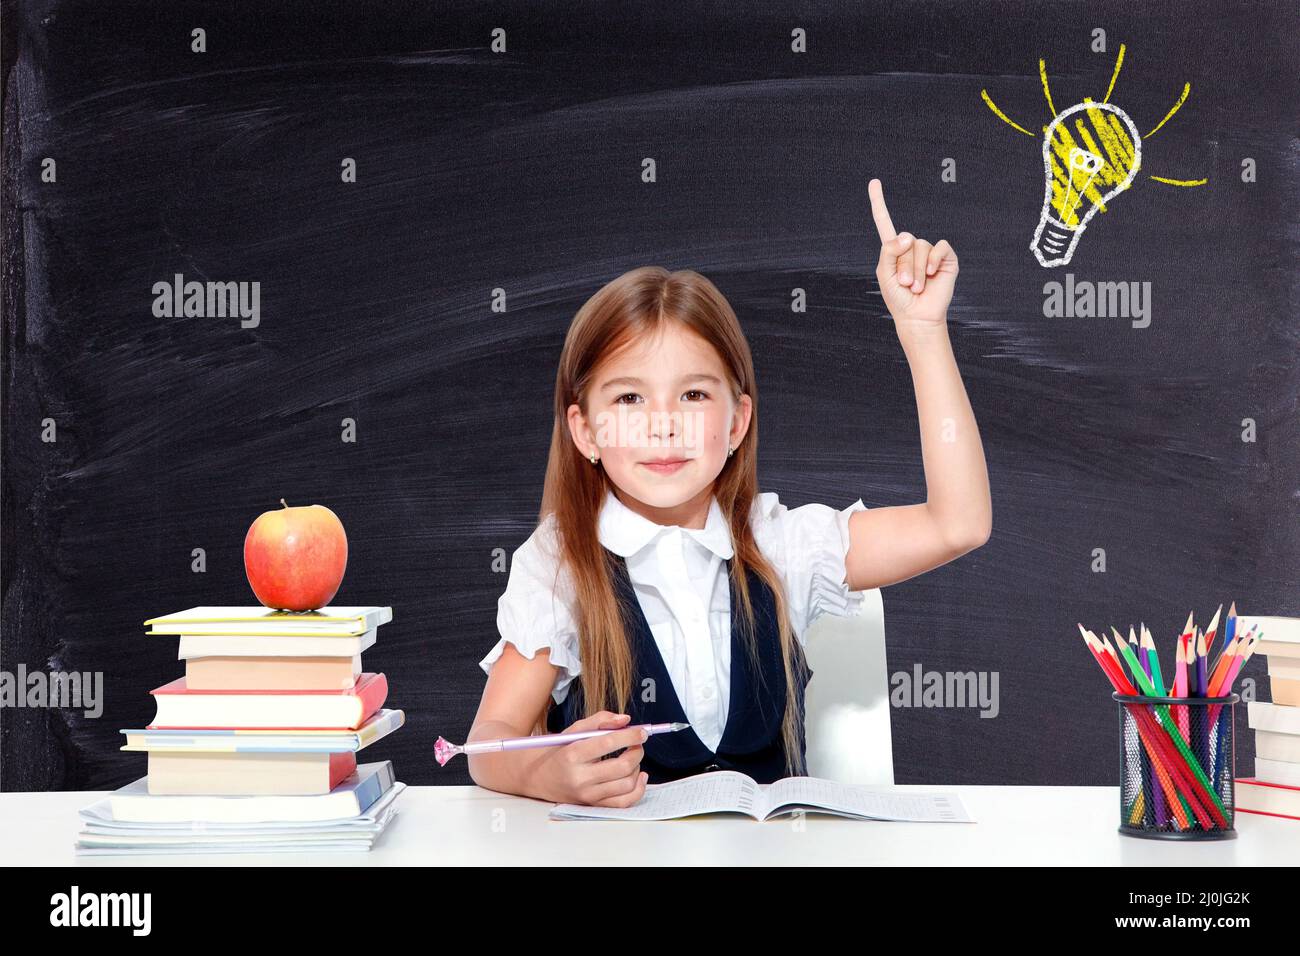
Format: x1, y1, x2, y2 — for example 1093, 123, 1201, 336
1257, 730, 1300, 763
1258, 641, 1300, 661
83, 761, 396, 824
550, 770, 972, 823
1235, 778, 1300, 820
1254, 758, 1300, 788
146, 606, 392, 637
149, 672, 384, 730
178, 629, 376, 659
1248, 701, 1300, 736
1270, 658, 1300, 680
120, 708, 404, 753
1237, 616, 1300, 645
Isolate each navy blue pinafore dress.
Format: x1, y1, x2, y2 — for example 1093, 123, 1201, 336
548, 549, 810, 783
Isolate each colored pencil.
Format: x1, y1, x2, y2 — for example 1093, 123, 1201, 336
1203, 604, 1223, 655
1206, 633, 1239, 698
1173, 635, 1190, 743
1142, 625, 1165, 695
1221, 602, 1237, 658
1134, 624, 1165, 826
1195, 628, 1208, 697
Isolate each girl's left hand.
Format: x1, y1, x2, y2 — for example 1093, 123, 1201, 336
869, 178, 958, 331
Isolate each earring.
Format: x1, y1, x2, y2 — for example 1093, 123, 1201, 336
590, 453, 599, 465
727, 446, 735, 457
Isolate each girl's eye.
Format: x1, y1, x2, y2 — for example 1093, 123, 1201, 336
614, 390, 707, 404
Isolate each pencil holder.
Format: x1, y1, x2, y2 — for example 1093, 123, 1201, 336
1113, 693, 1238, 840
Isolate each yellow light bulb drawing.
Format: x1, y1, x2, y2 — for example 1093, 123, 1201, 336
1034, 101, 1140, 267
981, 44, 1207, 268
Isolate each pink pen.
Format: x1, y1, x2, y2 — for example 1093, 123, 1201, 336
434, 721, 690, 766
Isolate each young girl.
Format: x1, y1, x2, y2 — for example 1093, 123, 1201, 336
470, 180, 991, 807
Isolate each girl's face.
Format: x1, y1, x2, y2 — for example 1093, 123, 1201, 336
568, 322, 751, 523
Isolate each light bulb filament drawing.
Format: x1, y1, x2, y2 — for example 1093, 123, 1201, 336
1062, 147, 1103, 225
980, 44, 1208, 268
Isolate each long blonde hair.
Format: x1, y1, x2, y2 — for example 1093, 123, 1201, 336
538, 266, 807, 775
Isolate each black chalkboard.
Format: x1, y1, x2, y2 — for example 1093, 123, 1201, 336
3, 0, 1297, 792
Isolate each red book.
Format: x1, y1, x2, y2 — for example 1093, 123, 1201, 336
1235, 777, 1300, 822
148, 673, 389, 730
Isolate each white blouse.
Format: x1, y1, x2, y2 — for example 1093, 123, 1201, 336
479, 488, 869, 753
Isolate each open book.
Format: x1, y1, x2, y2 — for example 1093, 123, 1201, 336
550, 770, 972, 822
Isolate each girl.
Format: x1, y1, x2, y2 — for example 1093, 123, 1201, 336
470, 180, 991, 807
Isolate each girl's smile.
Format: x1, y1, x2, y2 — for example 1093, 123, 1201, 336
639, 455, 691, 476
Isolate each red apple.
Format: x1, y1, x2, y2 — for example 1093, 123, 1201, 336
244, 499, 348, 611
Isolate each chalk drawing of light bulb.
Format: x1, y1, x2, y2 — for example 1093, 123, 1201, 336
980, 44, 1207, 269
1032, 101, 1141, 267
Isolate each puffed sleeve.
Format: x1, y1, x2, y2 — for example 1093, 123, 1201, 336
750, 491, 870, 647
478, 515, 584, 705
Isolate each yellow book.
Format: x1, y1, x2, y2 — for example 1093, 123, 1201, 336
144, 605, 392, 636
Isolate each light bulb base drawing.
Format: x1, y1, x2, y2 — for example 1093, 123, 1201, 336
1032, 217, 1083, 268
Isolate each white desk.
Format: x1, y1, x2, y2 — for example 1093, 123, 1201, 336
2, 785, 1296, 865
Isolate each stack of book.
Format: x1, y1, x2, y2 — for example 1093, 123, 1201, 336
76, 606, 406, 855
1236, 615, 1300, 822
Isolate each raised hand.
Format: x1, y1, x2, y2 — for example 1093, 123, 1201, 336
869, 178, 958, 330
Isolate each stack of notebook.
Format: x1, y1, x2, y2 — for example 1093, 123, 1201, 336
75, 606, 406, 855
1236, 615, 1300, 822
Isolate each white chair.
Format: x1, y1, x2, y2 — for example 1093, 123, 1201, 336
802, 588, 894, 784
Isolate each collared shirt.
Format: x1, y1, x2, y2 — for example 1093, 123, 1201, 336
480, 488, 868, 753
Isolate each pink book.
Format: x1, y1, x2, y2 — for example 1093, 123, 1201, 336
148, 673, 389, 730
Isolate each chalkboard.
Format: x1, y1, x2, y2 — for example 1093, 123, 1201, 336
3, 0, 1297, 792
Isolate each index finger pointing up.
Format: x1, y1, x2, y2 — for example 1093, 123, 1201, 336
868, 178, 897, 242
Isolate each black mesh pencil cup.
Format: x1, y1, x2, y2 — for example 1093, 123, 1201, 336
1114, 693, 1238, 840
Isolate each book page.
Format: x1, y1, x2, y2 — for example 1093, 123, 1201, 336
550, 770, 762, 821
764, 777, 972, 823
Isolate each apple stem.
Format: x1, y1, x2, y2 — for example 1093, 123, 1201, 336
280, 498, 288, 508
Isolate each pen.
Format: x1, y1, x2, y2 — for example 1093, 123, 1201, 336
434, 721, 690, 766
